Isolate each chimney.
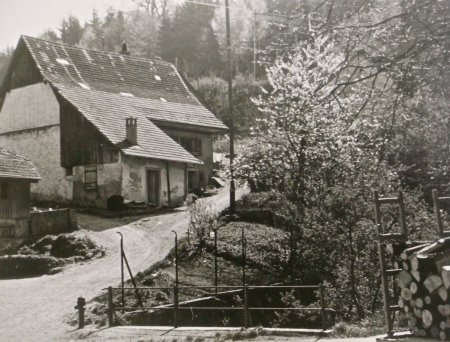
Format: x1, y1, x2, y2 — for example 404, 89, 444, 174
126, 117, 137, 145
121, 42, 130, 56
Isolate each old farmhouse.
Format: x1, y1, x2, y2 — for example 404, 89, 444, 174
0, 36, 228, 208
0, 148, 40, 239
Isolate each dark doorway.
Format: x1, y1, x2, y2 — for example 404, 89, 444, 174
188, 170, 200, 193
147, 170, 160, 206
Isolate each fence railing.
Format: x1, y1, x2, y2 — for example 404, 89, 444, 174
105, 284, 334, 330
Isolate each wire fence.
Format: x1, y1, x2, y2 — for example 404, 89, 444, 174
105, 284, 335, 330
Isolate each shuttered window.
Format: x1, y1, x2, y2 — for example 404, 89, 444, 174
84, 166, 97, 190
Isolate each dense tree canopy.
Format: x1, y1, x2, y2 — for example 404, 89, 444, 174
234, 0, 449, 320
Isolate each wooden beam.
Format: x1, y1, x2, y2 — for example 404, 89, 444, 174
378, 197, 398, 204
166, 161, 171, 206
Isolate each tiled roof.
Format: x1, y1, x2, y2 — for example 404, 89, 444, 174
0, 148, 41, 180
137, 102, 228, 130
55, 84, 202, 164
21, 36, 227, 131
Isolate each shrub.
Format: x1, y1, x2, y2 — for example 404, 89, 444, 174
187, 198, 218, 251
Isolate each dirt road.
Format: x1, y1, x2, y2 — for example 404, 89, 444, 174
0, 187, 243, 342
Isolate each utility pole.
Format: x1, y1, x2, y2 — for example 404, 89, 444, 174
253, 11, 257, 82
225, 0, 235, 214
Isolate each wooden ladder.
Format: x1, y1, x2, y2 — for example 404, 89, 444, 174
431, 189, 450, 238
373, 190, 408, 338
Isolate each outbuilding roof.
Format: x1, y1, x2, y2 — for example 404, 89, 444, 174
0, 148, 41, 181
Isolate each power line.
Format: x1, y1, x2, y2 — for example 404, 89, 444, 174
183, 0, 241, 11
184, 0, 293, 19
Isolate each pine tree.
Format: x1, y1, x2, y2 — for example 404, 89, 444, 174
40, 29, 59, 43
103, 10, 128, 52
127, 10, 159, 58
197, 26, 223, 75
168, 2, 220, 76
59, 16, 85, 45
80, 10, 104, 50
158, 15, 175, 62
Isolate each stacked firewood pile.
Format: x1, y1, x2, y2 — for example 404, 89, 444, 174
396, 237, 450, 340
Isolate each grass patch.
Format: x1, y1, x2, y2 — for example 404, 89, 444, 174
218, 327, 268, 341
330, 312, 386, 337
208, 222, 290, 276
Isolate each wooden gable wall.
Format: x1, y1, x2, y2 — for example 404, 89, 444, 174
60, 102, 119, 168
0, 42, 42, 109
4, 44, 41, 92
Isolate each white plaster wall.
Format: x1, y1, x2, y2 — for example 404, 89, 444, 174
72, 163, 122, 208
121, 155, 186, 206
0, 83, 59, 133
0, 126, 73, 202
161, 128, 214, 187
0, 84, 72, 202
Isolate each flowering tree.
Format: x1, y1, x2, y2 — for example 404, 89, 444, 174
234, 0, 447, 318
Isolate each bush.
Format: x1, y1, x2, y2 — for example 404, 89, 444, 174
187, 198, 218, 250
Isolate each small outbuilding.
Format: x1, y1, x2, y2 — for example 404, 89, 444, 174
0, 148, 40, 239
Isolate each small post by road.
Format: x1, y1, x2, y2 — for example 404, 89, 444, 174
242, 226, 246, 287
244, 284, 249, 328
214, 228, 218, 293
172, 230, 179, 327
117, 232, 125, 308
172, 230, 179, 288
107, 286, 114, 327
74, 296, 86, 329
210, 228, 218, 293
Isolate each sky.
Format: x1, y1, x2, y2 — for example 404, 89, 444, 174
0, 0, 136, 51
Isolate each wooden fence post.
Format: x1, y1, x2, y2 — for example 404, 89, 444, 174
108, 286, 114, 327
74, 297, 86, 329
244, 285, 249, 328
173, 285, 179, 328
319, 284, 326, 330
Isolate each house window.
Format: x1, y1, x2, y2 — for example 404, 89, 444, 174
84, 166, 97, 190
180, 137, 202, 156
0, 181, 9, 200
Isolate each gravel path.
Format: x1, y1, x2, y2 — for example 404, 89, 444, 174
0, 187, 243, 342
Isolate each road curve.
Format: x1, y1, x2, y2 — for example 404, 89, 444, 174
0, 186, 244, 342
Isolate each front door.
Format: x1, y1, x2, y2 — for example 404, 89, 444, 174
147, 170, 160, 206
188, 170, 200, 193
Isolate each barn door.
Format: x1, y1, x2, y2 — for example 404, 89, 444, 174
147, 170, 160, 206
